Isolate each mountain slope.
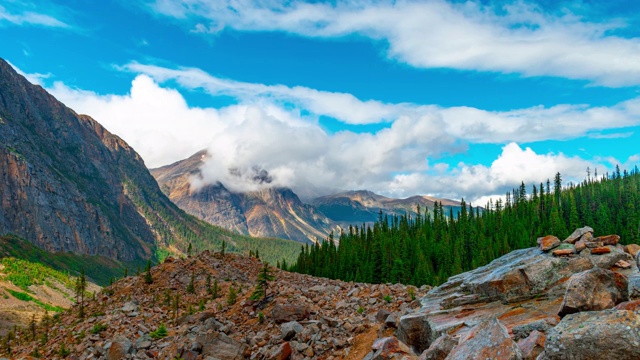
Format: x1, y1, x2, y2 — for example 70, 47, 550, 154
0, 58, 300, 263
311, 190, 466, 224
152, 151, 335, 243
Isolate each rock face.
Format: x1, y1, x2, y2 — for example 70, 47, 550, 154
541, 310, 640, 360
558, 268, 628, 316
446, 317, 522, 360
151, 151, 336, 243
0, 58, 240, 260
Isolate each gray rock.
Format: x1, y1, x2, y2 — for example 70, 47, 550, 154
558, 268, 628, 317
376, 309, 391, 323
563, 226, 593, 244
629, 273, 640, 299
197, 333, 248, 360
384, 312, 399, 328
541, 310, 640, 360
511, 319, 554, 341
396, 312, 438, 355
591, 246, 634, 269
106, 335, 132, 360
446, 317, 522, 360
418, 333, 457, 360
134, 334, 151, 350
280, 321, 303, 341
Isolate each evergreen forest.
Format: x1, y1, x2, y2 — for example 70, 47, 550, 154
289, 166, 640, 286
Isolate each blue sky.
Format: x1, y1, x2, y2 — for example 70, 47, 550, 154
3, 0, 640, 203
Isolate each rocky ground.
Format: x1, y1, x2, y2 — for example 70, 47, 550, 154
9, 225, 640, 359
8, 251, 428, 359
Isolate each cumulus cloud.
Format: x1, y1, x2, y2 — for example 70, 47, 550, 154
148, 0, 640, 86
10, 61, 617, 201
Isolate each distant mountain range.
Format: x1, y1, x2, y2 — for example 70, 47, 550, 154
151, 151, 468, 243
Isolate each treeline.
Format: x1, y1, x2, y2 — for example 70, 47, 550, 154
288, 166, 640, 286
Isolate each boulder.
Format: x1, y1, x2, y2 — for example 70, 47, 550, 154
197, 333, 249, 360
446, 317, 522, 360
590, 246, 634, 269
376, 309, 391, 323
268, 342, 292, 360
541, 310, 640, 360
558, 268, 628, 317
271, 304, 310, 324
396, 312, 437, 354
591, 246, 611, 255
614, 300, 640, 311
516, 330, 545, 360
552, 244, 575, 257
628, 273, 640, 299
364, 337, 413, 360
539, 236, 560, 251
417, 334, 457, 360
574, 239, 586, 253
107, 335, 132, 360
563, 226, 593, 244
511, 319, 554, 341
280, 321, 303, 341
597, 234, 620, 245
625, 244, 640, 258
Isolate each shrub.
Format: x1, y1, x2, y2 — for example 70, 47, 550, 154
89, 323, 107, 334
150, 324, 168, 339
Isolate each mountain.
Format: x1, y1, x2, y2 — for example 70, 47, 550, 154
311, 190, 466, 225
0, 58, 300, 264
151, 151, 336, 243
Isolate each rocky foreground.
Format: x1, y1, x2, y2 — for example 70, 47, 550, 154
10, 226, 640, 359
9, 251, 428, 359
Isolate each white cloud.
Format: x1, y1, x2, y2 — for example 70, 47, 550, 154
0, 4, 68, 28
148, 0, 640, 87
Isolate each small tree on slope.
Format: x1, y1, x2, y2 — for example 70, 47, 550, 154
250, 262, 275, 301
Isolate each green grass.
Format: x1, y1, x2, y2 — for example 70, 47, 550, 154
2, 257, 75, 292
5, 288, 64, 312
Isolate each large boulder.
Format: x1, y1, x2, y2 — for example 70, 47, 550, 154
446, 317, 522, 360
539, 236, 560, 251
271, 304, 310, 324
541, 310, 640, 360
418, 334, 457, 360
516, 330, 545, 360
107, 335, 132, 360
364, 337, 413, 360
197, 333, 248, 360
397, 312, 437, 354
589, 245, 633, 269
558, 268, 628, 317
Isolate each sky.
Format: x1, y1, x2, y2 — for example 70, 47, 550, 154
3, 0, 640, 204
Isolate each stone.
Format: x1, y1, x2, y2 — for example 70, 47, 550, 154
384, 313, 398, 328
585, 240, 603, 248
516, 330, 545, 360
365, 337, 413, 359
106, 335, 132, 360
280, 321, 303, 341
135, 334, 152, 350
271, 305, 310, 324
579, 232, 594, 242
598, 234, 620, 245
176, 310, 216, 325
197, 333, 249, 360
417, 334, 457, 360
629, 273, 640, 299
541, 310, 640, 360
591, 246, 611, 255
591, 246, 634, 269
376, 309, 391, 323
558, 268, 628, 317
625, 244, 640, 258
121, 301, 138, 313
614, 300, 640, 311
574, 239, 586, 253
539, 235, 560, 251
397, 312, 437, 354
446, 317, 522, 360
551, 248, 574, 257
269, 342, 292, 360
511, 319, 553, 341
615, 260, 632, 269
563, 226, 593, 244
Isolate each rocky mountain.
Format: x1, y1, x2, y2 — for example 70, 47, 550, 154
151, 151, 336, 243
11, 226, 640, 359
311, 190, 467, 225
0, 58, 300, 263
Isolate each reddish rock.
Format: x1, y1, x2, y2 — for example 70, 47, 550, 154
574, 239, 586, 253
269, 342, 292, 360
516, 330, 545, 360
625, 244, 640, 257
271, 304, 310, 324
580, 232, 595, 242
563, 226, 593, 244
446, 317, 522, 360
558, 268, 628, 317
614, 300, 640, 311
598, 234, 620, 245
591, 246, 611, 255
615, 260, 632, 269
552, 249, 574, 257
585, 240, 604, 248
366, 337, 412, 359
539, 235, 560, 251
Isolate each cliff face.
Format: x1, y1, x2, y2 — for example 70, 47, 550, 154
152, 152, 335, 243
0, 58, 232, 261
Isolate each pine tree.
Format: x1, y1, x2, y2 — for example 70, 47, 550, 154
250, 262, 275, 301
211, 279, 220, 299
187, 242, 192, 257
187, 271, 195, 294
75, 268, 87, 319
226, 285, 237, 305
144, 260, 153, 284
